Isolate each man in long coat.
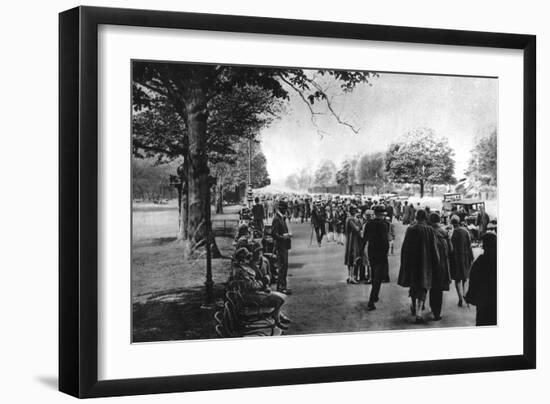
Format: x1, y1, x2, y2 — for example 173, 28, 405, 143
402, 201, 413, 225
344, 205, 363, 284
251, 196, 265, 231
271, 200, 292, 295
398, 209, 440, 323
311, 201, 326, 247
450, 215, 474, 306
363, 205, 390, 310
428, 212, 452, 320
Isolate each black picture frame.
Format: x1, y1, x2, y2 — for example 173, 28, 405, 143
59, 5, 536, 398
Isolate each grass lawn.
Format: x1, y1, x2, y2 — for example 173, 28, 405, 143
132, 204, 239, 342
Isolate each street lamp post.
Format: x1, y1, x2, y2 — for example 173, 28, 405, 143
247, 138, 253, 207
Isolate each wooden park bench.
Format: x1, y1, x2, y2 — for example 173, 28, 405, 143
214, 290, 283, 337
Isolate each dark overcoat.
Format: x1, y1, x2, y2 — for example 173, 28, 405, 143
271, 213, 291, 250
450, 227, 474, 281
344, 216, 363, 266
431, 224, 452, 291
398, 221, 440, 290
363, 218, 390, 281
465, 251, 497, 325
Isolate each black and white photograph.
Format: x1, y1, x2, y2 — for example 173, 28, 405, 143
131, 61, 498, 342
0, 0, 545, 401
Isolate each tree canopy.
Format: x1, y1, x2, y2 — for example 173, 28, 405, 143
466, 129, 497, 187
355, 152, 387, 193
132, 61, 377, 255
385, 128, 456, 197
335, 156, 359, 186
314, 159, 337, 187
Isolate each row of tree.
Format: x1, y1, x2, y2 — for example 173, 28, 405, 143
132, 158, 179, 201
285, 128, 455, 197
466, 129, 497, 187
288, 127, 496, 198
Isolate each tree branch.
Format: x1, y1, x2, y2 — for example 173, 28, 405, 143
135, 82, 168, 97
304, 77, 361, 134
278, 74, 327, 137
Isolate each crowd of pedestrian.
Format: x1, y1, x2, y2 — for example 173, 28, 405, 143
236, 192, 497, 327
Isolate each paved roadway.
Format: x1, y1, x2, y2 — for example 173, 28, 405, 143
280, 218, 477, 335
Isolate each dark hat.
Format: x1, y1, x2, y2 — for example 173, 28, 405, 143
373, 205, 386, 214
278, 200, 288, 210
482, 232, 497, 251
234, 247, 252, 261
237, 223, 249, 237
429, 212, 441, 224
416, 209, 427, 221
235, 236, 250, 250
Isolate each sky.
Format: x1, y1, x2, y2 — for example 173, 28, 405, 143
259, 71, 498, 185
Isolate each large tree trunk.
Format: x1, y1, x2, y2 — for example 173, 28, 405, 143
420, 180, 425, 198
185, 89, 209, 251
176, 161, 189, 241
184, 84, 222, 259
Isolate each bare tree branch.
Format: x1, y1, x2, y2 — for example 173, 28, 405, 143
304, 76, 361, 134
278, 74, 330, 138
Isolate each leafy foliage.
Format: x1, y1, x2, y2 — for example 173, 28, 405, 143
385, 128, 456, 196
335, 156, 359, 186
132, 158, 179, 201
285, 169, 314, 191
314, 160, 337, 187
133, 85, 280, 164
132, 61, 377, 248
466, 129, 497, 186
355, 152, 387, 188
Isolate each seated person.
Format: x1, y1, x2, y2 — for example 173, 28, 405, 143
234, 223, 251, 245
233, 245, 291, 329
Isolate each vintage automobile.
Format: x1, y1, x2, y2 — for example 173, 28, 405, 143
442, 199, 485, 225
442, 192, 462, 202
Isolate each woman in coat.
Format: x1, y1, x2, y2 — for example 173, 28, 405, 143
465, 232, 497, 326
398, 209, 440, 322
428, 213, 452, 320
449, 215, 474, 307
344, 205, 363, 284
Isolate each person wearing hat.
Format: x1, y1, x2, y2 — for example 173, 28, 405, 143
465, 232, 497, 326
232, 244, 291, 330
311, 200, 326, 247
395, 199, 402, 221
252, 196, 265, 232
398, 209, 441, 323
234, 223, 251, 248
344, 204, 363, 284
449, 215, 474, 307
476, 205, 491, 239
427, 212, 452, 321
363, 205, 390, 310
271, 199, 292, 294
299, 197, 306, 223
267, 197, 274, 219
335, 202, 347, 246
385, 200, 394, 222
